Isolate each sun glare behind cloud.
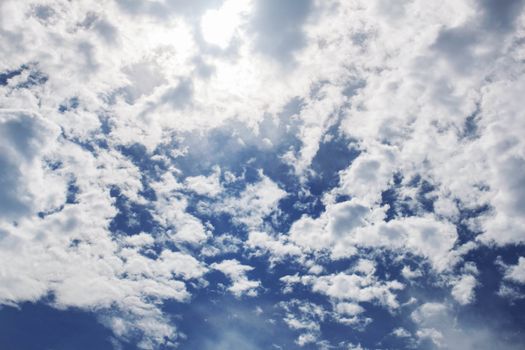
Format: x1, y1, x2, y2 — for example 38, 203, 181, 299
200, 0, 251, 49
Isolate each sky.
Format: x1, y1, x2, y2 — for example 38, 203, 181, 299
0, 0, 525, 349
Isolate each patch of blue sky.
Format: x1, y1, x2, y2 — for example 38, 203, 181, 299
119, 143, 167, 182
179, 123, 359, 237
0, 303, 119, 350
323, 303, 413, 349
58, 97, 80, 113
454, 204, 491, 244
14, 65, 48, 89
380, 171, 492, 245
0, 64, 49, 89
461, 102, 481, 140
116, 143, 164, 201
169, 128, 297, 184
164, 294, 302, 350
336, 194, 525, 349
167, 96, 304, 180
0, 67, 23, 86
164, 263, 333, 349
306, 131, 360, 197
380, 173, 405, 221
380, 173, 449, 220
186, 204, 238, 238
462, 244, 525, 307
109, 186, 157, 236
190, 252, 416, 349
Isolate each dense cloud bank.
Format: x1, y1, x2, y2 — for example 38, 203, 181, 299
1, 0, 525, 349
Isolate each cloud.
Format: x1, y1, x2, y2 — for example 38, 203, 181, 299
281, 259, 404, 312
286, 199, 459, 271
211, 259, 261, 297
334, 302, 365, 316
215, 172, 287, 228
478, 0, 525, 32
310, 272, 404, 309
246, 230, 303, 262
249, 0, 313, 63
503, 257, 525, 284
184, 166, 222, 196
410, 301, 525, 350
0, 110, 63, 220
451, 274, 478, 305
279, 299, 326, 345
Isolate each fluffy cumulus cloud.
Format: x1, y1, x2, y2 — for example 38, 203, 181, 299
1, 0, 525, 349
211, 259, 260, 296
504, 257, 525, 284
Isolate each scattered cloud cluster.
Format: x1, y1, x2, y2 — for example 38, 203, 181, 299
1, 0, 524, 349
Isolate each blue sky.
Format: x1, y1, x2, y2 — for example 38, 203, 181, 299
1, 0, 525, 349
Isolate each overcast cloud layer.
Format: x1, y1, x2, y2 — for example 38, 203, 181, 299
1, 1, 525, 349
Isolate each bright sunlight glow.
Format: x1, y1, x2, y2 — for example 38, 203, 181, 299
200, 0, 251, 49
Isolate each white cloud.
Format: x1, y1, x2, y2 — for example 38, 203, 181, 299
411, 302, 448, 324
150, 174, 210, 245
184, 166, 222, 196
451, 274, 478, 305
335, 302, 365, 316
200, 0, 252, 49
475, 76, 525, 245
353, 216, 460, 272
216, 172, 287, 228
401, 266, 422, 280
337, 146, 397, 206
281, 260, 404, 313
246, 230, 303, 262
211, 259, 261, 297
279, 299, 326, 346
124, 232, 155, 247
392, 327, 411, 338
504, 257, 525, 284
296, 333, 317, 346
288, 204, 459, 271
409, 300, 524, 350
416, 328, 444, 348
311, 272, 404, 310
0, 110, 64, 220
